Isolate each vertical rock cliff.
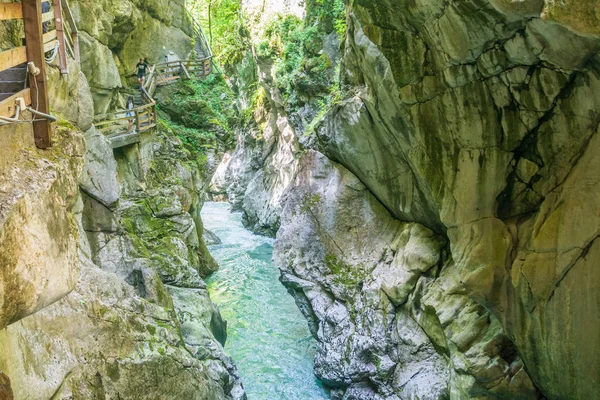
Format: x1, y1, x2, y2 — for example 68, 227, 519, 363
217, 0, 600, 398
0, 127, 243, 399
0, 1, 244, 398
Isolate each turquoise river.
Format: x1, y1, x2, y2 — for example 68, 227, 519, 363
202, 202, 329, 399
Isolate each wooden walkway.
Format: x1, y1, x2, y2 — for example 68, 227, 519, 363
1, 2, 212, 150
93, 57, 213, 149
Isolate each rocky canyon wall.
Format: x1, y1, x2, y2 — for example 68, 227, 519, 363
70, 0, 196, 114
219, 0, 600, 398
0, 126, 244, 399
0, 2, 244, 399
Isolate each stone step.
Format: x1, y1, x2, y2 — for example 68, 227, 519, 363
0, 93, 14, 102
0, 81, 25, 93
0, 65, 27, 82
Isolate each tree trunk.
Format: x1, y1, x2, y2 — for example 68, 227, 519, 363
208, 0, 213, 46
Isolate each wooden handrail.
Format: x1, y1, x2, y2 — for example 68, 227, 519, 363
94, 55, 213, 140
91, 0, 214, 142
0, 2, 23, 20
93, 101, 154, 121
60, 0, 79, 62
186, 9, 212, 57
0, 47, 27, 71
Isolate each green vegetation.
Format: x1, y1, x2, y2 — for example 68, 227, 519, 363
325, 254, 369, 287
299, 193, 322, 214
186, 0, 348, 140
188, 0, 248, 66
157, 74, 238, 154
256, 0, 346, 111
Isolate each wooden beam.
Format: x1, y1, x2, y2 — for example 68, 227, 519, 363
43, 39, 58, 52
0, 47, 27, 71
0, 2, 23, 20
41, 11, 53, 23
180, 62, 191, 80
42, 30, 56, 43
135, 109, 141, 132
0, 89, 31, 118
53, 0, 67, 73
22, 0, 51, 149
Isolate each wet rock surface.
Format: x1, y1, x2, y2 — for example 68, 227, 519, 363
0, 130, 244, 399
275, 151, 538, 399
221, 0, 600, 398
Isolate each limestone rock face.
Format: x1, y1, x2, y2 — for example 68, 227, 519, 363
306, 2, 599, 398
0, 128, 243, 398
275, 151, 539, 399
0, 372, 12, 400
70, 0, 195, 113
46, 62, 95, 131
0, 126, 85, 331
225, 0, 600, 398
78, 30, 123, 114
0, 259, 240, 400
79, 127, 119, 206
219, 58, 301, 236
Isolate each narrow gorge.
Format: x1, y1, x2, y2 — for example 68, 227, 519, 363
0, 0, 598, 399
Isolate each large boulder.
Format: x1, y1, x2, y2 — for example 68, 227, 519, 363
79, 127, 120, 206
0, 125, 84, 331
301, 1, 600, 398
0, 259, 239, 400
275, 151, 539, 399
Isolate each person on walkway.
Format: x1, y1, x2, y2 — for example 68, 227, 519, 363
42, 1, 51, 33
126, 96, 135, 132
134, 58, 149, 88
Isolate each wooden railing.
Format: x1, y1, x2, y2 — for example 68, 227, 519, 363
60, 0, 80, 65
92, 56, 213, 147
0, 0, 80, 148
0, 1, 77, 73
186, 9, 212, 58
94, 102, 157, 136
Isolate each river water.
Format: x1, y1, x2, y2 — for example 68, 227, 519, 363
202, 202, 329, 400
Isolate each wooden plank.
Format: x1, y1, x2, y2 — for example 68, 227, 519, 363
43, 39, 58, 52
41, 11, 53, 23
0, 46, 27, 71
98, 126, 124, 133
139, 123, 156, 133
0, 89, 31, 117
0, 2, 23, 20
23, 0, 51, 149
95, 118, 131, 127
180, 62, 190, 80
43, 30, 56, 43
60, 0, 76, 33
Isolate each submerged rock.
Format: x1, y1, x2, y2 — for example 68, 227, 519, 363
204, 228, 223, 245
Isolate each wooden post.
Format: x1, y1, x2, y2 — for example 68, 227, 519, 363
180, 61, 190, 80
135, 109, 141, 132
22, 0, 51, 149
53, 0, 67, 73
